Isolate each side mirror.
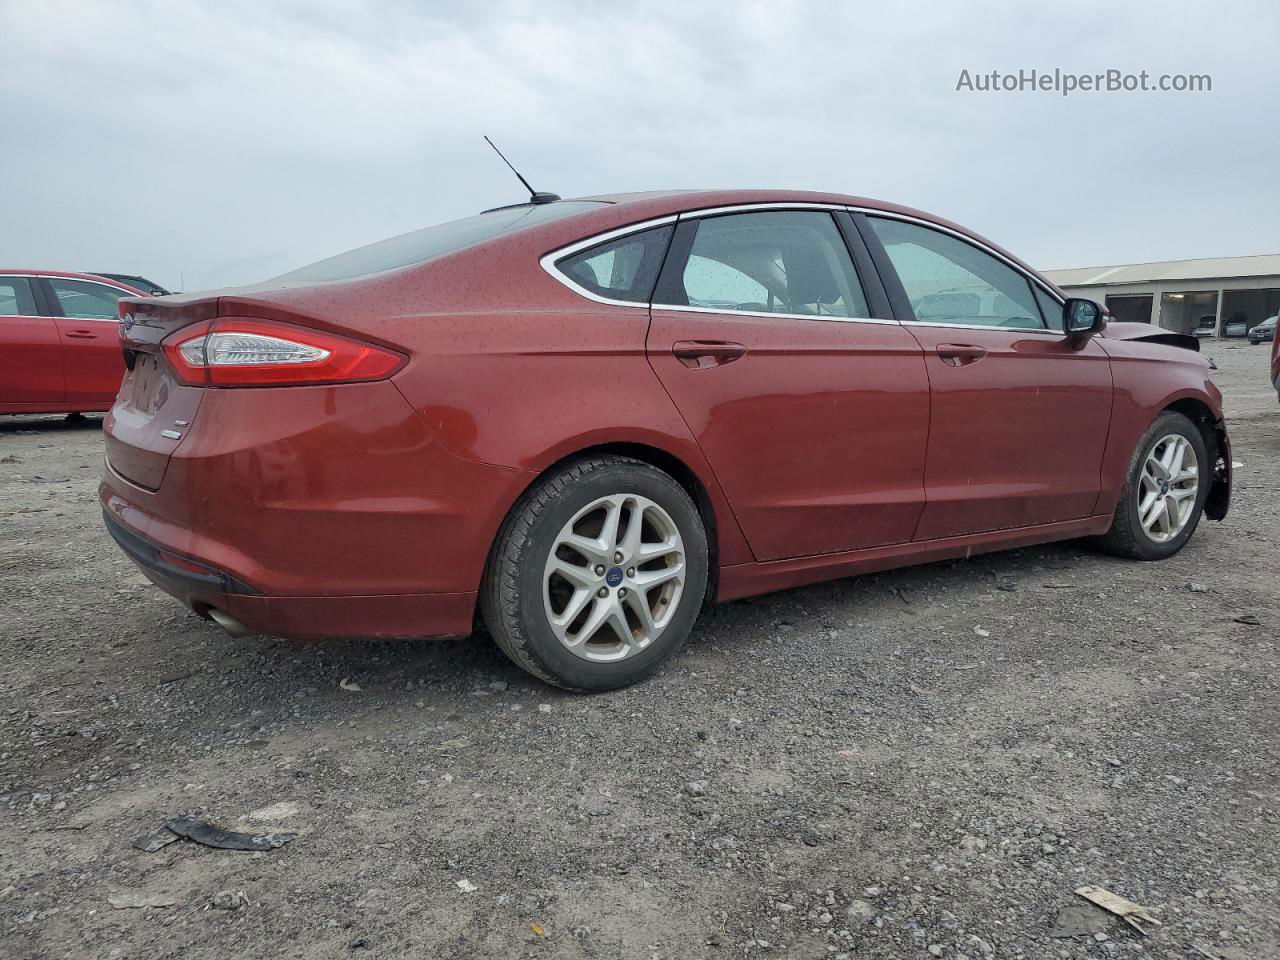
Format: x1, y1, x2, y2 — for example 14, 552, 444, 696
1062, 298, 1106, 337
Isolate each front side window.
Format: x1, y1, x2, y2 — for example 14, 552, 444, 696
0, 277, 38, 317
48, 278, 131, 319
1032, 284, 1063, 329
868, 218, 1044, 329
554, 224, 673, 303
658, 211, 870, 318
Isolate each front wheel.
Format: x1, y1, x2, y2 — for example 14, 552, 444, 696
481, 456, 708, 691
1093, 411, 1209, 560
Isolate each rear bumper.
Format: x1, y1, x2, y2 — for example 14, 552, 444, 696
104, 506, 478, 638
99, 380, 534, 639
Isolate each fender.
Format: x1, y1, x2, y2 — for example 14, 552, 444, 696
1094, 335, 1226, 519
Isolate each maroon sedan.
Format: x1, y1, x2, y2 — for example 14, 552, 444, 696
0, 269, 146, 415
101, 190, 1230, 690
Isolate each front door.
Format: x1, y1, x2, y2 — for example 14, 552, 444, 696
0, 276, 64, 409
862, 215, 1112, 540
646, 209, 931, 561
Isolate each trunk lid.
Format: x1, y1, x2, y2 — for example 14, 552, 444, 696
104, 296, 217, 491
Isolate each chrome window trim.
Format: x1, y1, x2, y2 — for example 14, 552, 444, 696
678, 201, 848, 218
538, 215, 678, 308
649, 303, 899, 325
0, 273, 142, 321
1, 272, 142, 293
895, 320, 1062, 336
541, 203, 897, 327
539, 200, 1066, 332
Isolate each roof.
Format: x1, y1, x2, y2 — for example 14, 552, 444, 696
1043, 254, 1280, 288
0, 268, 147, 293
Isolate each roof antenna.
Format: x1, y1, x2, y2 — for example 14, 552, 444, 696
484, 135, 560, 204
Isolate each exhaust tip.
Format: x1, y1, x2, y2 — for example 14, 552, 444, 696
206, 607, 256, 639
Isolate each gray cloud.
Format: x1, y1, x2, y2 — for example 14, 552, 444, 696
2, 0, 1276, 290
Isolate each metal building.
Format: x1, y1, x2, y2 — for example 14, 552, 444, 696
1042, 255, 1280, 338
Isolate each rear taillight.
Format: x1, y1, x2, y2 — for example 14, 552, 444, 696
161, 318, 405, 387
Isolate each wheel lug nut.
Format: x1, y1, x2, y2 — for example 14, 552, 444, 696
594, 565, 605, 576
597, 587, 608, 598
613, 552, 623, 563
618, 588, 627, 598
626, 567, 635, 578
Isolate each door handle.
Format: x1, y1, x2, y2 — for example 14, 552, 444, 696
672, 340, 747, 369
64, 330, 97, 340
936, 343, 986, 366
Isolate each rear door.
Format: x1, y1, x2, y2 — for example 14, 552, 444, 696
644, 208, 931, 561
860, 214, 1112, 539
44, 277, 133, 405
0, 276, 64, 409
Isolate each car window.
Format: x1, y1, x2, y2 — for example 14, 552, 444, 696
275, 201, 607, 283
47, 278, 131, 319
657, 211, 870, 318
554, 224, 673, 303
868, 218, 1044, 329
0, 277, 38, 317
1032, 284, 1062, 329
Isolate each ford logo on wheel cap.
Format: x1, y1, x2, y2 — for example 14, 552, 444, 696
605, 566, 624, 587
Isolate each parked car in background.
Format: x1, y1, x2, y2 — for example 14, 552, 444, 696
1193, 315, 1216, 338
0, 270, 146, 415
1248, 314, 1276, 344
91, 272, 170, 295
1223, 317, 1248, 338
100, 189, 1232, 691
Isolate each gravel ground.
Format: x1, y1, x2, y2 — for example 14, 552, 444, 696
1, 340, 1277, 960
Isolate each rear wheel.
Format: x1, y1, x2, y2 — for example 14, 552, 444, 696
1094, 411, 1209, 560
481, 456, 708, 691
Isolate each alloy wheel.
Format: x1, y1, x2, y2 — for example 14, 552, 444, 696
542, 494, 686, 662
1137, 433, 1199, 543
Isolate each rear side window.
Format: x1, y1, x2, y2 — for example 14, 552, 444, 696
554, 225, 673, 303
275, 201, 608, 283
656, 211, 871, 318
868, 217, 1044, 329
0, 277, 38, 316
47, 278, 130, 319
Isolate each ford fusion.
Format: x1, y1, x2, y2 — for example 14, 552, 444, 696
101, 190, 1231, 690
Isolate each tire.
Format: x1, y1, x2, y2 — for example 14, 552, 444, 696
480, 456, 709, 691
1093, 411, 1210, 560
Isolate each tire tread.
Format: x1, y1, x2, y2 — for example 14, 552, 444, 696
480, 455, 699, 691
1094, 411, 1207, 560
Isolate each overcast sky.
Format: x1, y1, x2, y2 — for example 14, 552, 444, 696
3, 0, 1277, 291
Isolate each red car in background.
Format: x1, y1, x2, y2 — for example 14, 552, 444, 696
100, 190, 1232, 691
0, 269, 146, 415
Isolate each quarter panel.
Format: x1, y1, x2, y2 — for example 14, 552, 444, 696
102, 380, 529, 597
388, 306, 755, 567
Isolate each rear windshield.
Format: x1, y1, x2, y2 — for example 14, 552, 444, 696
273, 201, 606, 283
